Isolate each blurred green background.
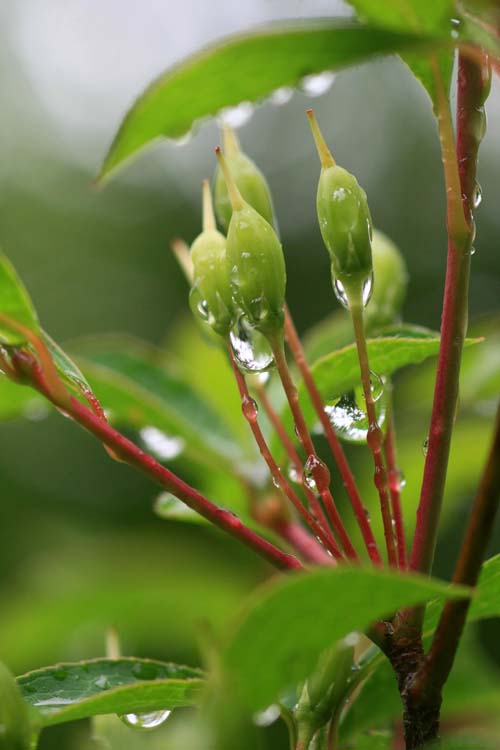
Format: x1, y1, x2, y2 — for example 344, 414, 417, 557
0, 0, 499, 747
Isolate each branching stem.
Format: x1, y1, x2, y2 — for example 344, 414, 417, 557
283, 306, 382, 565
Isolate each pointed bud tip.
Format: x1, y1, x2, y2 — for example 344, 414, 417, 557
306, 109, 335, 169
222, 123, 240, 156
202, 179, 216, 231
215, 147, 244, 211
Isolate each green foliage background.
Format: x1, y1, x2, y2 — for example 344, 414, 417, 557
0, 1, 499, 747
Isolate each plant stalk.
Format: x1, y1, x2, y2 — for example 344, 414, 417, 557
283, 306, 382, 565
17, 350, 303, 573
269, 335, 359, 561
350, 303, 398, 567
384, 392, 407, 568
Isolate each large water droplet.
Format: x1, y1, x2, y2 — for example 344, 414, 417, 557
218, 102, 255, 129
303, 454, 331, 495
253, 704, 281, 727
325, 389, 386, 443
140, 426, 185, 461
120, 710, 172, 730
229, 315, 275, 373
473, 182, 482, 209
300, 72, 335, 97
333, 278, 349, 309
366, 371, 384, 403
242, 395, 259, 422
269, 87, 294, 106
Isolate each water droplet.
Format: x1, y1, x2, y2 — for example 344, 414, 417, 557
197, 298, 209, 320
218, 102, 255, 129
367, 371, 384, 403
300, 71, 335, 97
470, 246, 476, 256
140, 426, 185, 461
269, 87, 293, 106
242, 395, 258, 422
422, 437, 429, 457
257, 371, 270, 386
229, 315, 275, 373
120, 710, 171, 730
253, 704, 281, 727
325, 389, 386, 444
171, 132, 192, 148
287, 463, 300, 484
389, 469, 406, 493
362, 273, 374, 307
303, 454, 331, 495
333, 278, 349, 309
94, 675, 110, 690
473, 182, 482, 209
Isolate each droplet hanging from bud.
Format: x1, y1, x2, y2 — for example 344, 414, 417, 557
307, 109, 373, 310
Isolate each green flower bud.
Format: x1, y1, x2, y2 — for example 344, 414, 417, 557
189, 180, 235, 337
307, 109, 373, 309
214, 125, 276, 231
216, 147, 286, 337
367, 229, 408, 326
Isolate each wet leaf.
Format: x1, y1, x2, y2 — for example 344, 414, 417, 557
0, 252, 39, 345
17, 658, 204, 727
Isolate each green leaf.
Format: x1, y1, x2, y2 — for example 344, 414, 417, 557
223, 566, 468, 711
72, 335, 243, 470
0, 377, 46, 422
282, 332, 480, 441
99, 22, 441, 180
0, 662, 33, 749
17, 658, 205, 727
42, 331, 92, 395
346, 1, 454, 105
468, 552, 500, 622
0, 253, 39, 345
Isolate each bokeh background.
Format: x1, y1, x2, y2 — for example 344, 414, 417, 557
0, 1, 499, 747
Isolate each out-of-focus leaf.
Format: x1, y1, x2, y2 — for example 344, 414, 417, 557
154, 492, 209, 525
460, 316, 500, 407
223, 567, 468, 711
341, 555, 500, 741
72, 335, 243, 470
18, 658, 204, 727
0, 377, 46, 422
460, 3, 500, 58
346, 1, 454, 105
0, 252, 39, 345
0, 662, 33, 750
99, 22, 443, 179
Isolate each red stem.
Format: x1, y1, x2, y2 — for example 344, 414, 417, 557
384, 402, 407, 569
277, 521, 336, 566
228, 348, 343, 562
412, 401, 500, 703
409, 53, 489, 575
254, 380, 333, 536
350, 304, 397, 568
284, 306, 382, 565
270, 337, 359, 561
21, 353, 302, 573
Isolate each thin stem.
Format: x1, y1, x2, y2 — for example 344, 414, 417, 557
350, 304, 397, 568
277, 521, 335, 566
409, 52, 489, 576
254, 380, 333, 535
384, 393, 407, 569
228, 346, 343, 561
411, 401, 500, 704
269, 335, 359, 562
19, 351, 302, 573
284, 306, 382, 565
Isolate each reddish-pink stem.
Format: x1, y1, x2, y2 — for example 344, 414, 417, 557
228, 348, 343, 562
270, 337, 359, 562
277, 521, 336, 566
283, 306, 382, 565
254, 380, 333, 536
350, 304, 397, 568
19, 352, 302, 573
409, 53, 489, 575
384, 404, 407, 569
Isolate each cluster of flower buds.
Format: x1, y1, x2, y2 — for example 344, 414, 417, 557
187, 113, 407, 349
